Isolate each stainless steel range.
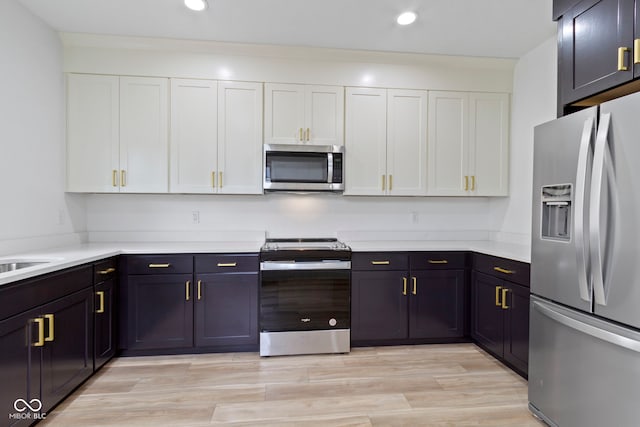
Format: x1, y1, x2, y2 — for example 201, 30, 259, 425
259, 238, 351, 356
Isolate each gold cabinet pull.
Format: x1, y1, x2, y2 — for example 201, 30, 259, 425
618, 46, 630, 71
389, 175, 393, 191
96, 291, 105, 313
299, 128, 304, 141
121, 170, 126, 187
217, 262, 237, 267
186, 281, 191, 301
382, 175, 386, 191
635, 39, 640, 64
501, 288, 510, 310
371, 260, 390, 265
98, 267, 116, 275
306, 128, 310, 141
464, 175, 469, 191
471, 175, 476, 191
112, 170, 118, 187
412, 277, 417, 295
428, 260, 448, 264
402, 277, 407, 295
494, 266, 515, 275
33, 318, 45, 347
212, 171, 216, 188
148, 263, 171, 268
197, 280, 202, 300
44, 314, 54, 342
495, 286, 503, 306
219, 171, 223, 188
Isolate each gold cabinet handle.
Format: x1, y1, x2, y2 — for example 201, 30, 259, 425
371, 261, 390, 265
217, 262, 237, 267
412, 277, 417, 295
112, 170, 118, 187
33, 318, 45, 347
501, 288, 510, 310
382, 175, 386, 191
44, 313, 54, 342
148, 263, 171, 268
197, 280, 202, 300
428, 260, 448, 264
635, 39, 640, 64
402, 277, 407, 296
464, 175, 469, 191
98, 267, 116, 275
306, 128, 310, 141
121, 170, 126, 187
471, 175, 476, 191
212, 171, 216, 188
299, 128, 304, 142
495, 286, 503, 307
618, 46, 630, 71
389, 175, 393, 191
96, 291, 105, 314
494, 266, 515, 274
219, 171, 223, 189
186, 281, 191, 301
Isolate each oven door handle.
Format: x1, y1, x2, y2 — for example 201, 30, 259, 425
260, 261, 351, 271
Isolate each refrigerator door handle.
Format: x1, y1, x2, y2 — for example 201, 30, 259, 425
575, 117, 594, 302
590, 113, 611, 306
533, 300, 640, 353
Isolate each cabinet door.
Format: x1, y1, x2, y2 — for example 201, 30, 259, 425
387, 89, 428, 196
217, 81, 264, 194
169, 79, 218, 193
120, 76, 169, 193
66, 74, 119, 193
559, 0, 634, 105
351, 271, 408, 341
264, 83, 305, 144
40, 288, 93, 413
94, 278, 116, 370
427, 91, 468, 196
410, 270, 465, 339
503, 283, 529, 376
127, 274, 193, 350
344, 87, 387, 195
194, 272, 258, 348
469, 92, 509, 196
305, 85, 344, 145
471, 272, 504, 358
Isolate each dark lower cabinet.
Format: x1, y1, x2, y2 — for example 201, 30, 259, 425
93, 276, 116, 370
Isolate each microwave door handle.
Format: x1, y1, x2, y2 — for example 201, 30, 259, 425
575, 117, 594, 302
327, 152, 334, 183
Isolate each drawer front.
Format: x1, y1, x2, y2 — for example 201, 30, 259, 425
195, 254, 259, 273
351, 252, 409, 271
94, 257, 118, 283
126, 255, 193, 275
410, 251, 468, 270
473, 253, 530, 287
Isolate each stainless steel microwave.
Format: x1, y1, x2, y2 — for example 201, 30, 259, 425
264, 144, 344, 192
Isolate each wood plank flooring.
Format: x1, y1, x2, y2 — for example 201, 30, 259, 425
39, 344, 544, 426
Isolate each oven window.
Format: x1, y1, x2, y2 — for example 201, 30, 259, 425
260, 270, 350, 332
266, 152, 328, 183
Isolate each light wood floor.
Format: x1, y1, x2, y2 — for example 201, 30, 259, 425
40, 344, 543, 426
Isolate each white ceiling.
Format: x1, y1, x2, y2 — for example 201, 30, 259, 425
17, 0, 556, 58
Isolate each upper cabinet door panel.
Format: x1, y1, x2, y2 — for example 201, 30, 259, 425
427, 91, 468, 196
264, 83, 305, 144
469, 93, 509, 196
217, 81, 264, 194
120, 77, 169, 193
386, 89, 428, 196
305, 85, 344, 145
66, 74, 120, 193
344, 87, 387, 195
169, 79, 218, 194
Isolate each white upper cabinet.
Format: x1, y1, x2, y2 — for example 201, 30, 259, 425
67, 74, 120, 193
170, 79, 218, 193
216, 81, 263, 194
345, 88, 427, 196
428, 91, 509, 196
265, 83, 344, 145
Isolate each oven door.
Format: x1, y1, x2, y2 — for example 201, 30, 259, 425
260, 261, 351, 332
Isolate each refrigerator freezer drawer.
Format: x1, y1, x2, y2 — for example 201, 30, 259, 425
529, 296, 640, 427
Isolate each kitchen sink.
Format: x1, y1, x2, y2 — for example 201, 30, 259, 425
0, 261, 49, 273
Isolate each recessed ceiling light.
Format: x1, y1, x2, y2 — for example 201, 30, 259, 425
184, 0, 208, 11
397, 11, 417, 26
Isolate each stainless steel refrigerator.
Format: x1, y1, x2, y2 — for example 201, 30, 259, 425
530, 90, 640, 427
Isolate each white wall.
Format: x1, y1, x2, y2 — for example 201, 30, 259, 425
489, 36, 558, 245
0, 1, 86, 255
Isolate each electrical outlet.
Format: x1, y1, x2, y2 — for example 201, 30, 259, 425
411, 212, 419, 224
192, 211, 200, 224
58, 209, 65, 225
